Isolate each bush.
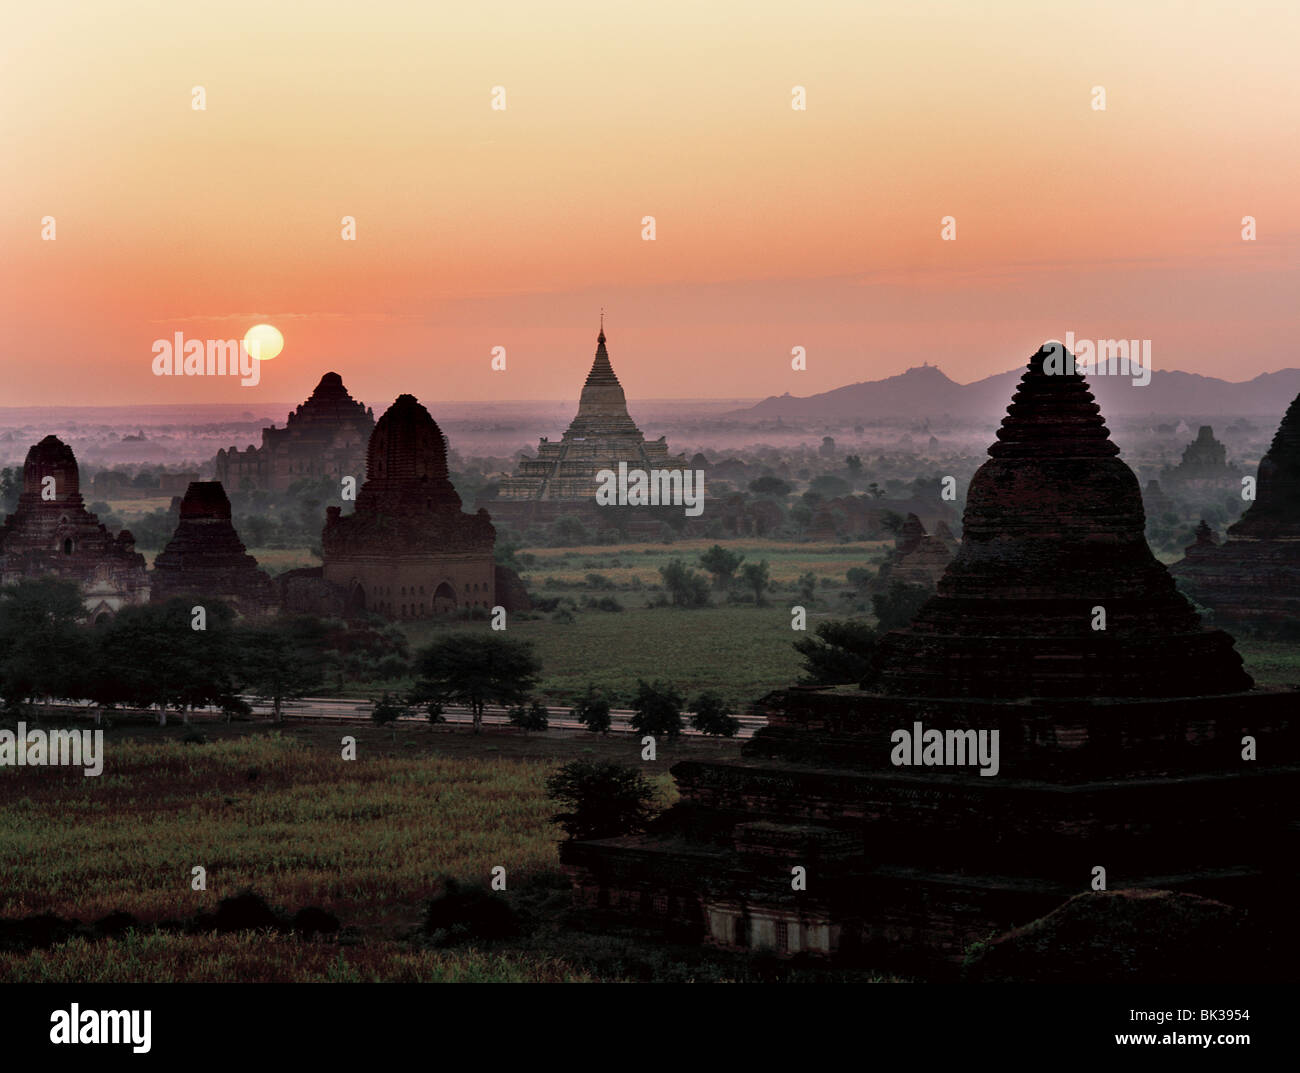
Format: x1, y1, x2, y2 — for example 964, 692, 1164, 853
545, 760, 660, 841
691, 691, 740, 737
573, 684, 612, 734
629, 678, 684, 738
423, 877, 520, 945
370, 691, 408, 725
507, 699, 549, 732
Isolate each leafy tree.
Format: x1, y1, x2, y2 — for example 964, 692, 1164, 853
698, 544, 745, 590
629, 678, 684, 739
508, 698, 549, 733
0, 578, 90, 713
844, 455, 863, 475
87, 599, 242, 724
546, 760, 660, 841
872, 580, 931, 631
659, 559, 710, 608
740, 560, 771, 606
409, 633, 541, 734
793, 619, 878, 685
371, 691, 408, 726
573, 684, 612, 733
691, 691, 740, 738
809, 474, 850, 499
866, 482, 886, 500
551, 514, 592, 546
237, 615, 326, 723
878, 510, 905, 534
748, 476, 792, 497
796, 571, 817, 603
845, 566, 874, 595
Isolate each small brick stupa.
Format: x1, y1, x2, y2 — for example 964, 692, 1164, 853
150, 482, 277, 616
562, 346, 1299, 972
0, 435, 149, 619
869, 513, 957, 595
215, 371, 374, 493
321, 394, 499, 620
1171, 392, 1300, 625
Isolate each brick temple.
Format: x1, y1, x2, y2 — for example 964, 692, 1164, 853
562, 346, 1299, 971
869, 513, 957, 595
1171, 390, 1300, 625
1160, 424, 1241, 490
493, 322, 689, 532
150, 482, 277, 617
214, 372, 374, 493
0, 436, 149, 619
307, 394, 504, 620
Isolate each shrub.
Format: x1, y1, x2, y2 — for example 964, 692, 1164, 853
545, 760, 660, 841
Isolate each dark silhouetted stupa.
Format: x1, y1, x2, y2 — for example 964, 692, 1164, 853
150, 482, 277, 616
562, 346, 1298, 971
1172, 392, 1300, 624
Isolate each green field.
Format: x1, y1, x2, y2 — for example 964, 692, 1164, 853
0, 723, 898, 982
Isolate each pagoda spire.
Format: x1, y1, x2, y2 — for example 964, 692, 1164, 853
585, 316, 619, 387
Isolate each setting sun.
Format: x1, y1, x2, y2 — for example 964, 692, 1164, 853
243, 323, 284, 361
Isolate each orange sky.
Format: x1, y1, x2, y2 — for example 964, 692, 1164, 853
3, 0, 1298, 407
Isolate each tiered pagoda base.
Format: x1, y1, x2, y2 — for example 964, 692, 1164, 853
562, 687, 1300, 971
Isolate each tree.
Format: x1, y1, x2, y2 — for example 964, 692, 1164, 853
793, 619, 878, 685
659, 559, 710, 608
867, 482, 886, 500
748, 476, 791, 497
845, 455, 863, 475
0, 577, 90, 713
371, 691, 408, 726
698, 544, 744, 590
237, 615, 326, 723
796, 571, 817, 604
409, 633, 541, 734
629, 679, 684, 739
546, 760, 660, 841
872, 580, 931, 631
508, 698, 549, 734
845, 566, 873, 595
573, 684, 612, 734
691, 691, 740, 738
740, 560, 771, 606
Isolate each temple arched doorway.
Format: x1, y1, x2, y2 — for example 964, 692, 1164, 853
346, 581, 367, 616
433, 582, 456, 615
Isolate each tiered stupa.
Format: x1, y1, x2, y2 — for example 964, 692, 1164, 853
0, 436, 149, 619
320, 394, 499, 619
493, 322, 689, 532
562, 346, 1298, 971
869, 514, 957, 594
1160, 425, 1240, 488
215, 372, 374, 492
150, 482, 277, 616
1171, 392, 1300, 624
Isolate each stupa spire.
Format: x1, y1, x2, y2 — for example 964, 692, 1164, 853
870, 344, 1252, 699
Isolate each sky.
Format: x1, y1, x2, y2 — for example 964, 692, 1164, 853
2, 0, 1298, 407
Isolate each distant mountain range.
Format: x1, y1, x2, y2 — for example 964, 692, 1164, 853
733, 365, 1300, 422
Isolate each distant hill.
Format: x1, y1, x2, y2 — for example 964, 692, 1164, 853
734, 365, 1300, 422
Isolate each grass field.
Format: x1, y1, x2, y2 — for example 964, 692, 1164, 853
0, 722, 901, 982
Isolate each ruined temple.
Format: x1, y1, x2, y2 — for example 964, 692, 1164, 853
1171, 391, 1300, 624
869, 514, 957, 594
312, 394, 511, 620
562, 345, 1298, 971
214, 372, 374, 492
492, 323, 689, 531
150, 482, 277, 616
0, 436, 149, 618
1161, 425, 1240, 488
